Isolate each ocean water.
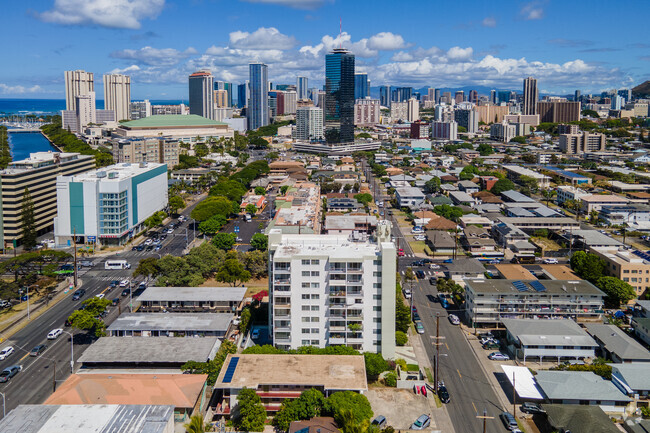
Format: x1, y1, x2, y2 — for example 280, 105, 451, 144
7, 131, 58, 160
0, 99, 184, 115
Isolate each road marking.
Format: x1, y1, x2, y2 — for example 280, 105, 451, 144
20, 352, 29, 361
445, 342, 450, 350
456, 369, 462, 378
472, 401, 477, 413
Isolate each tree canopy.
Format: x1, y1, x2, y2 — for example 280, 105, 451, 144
191, 196, 236, 222
570, 251, 605, 283
595, 276, 637, 308
250, 233, 268, 251
67, 297, 112, 337
490, 178, 515, 195
432, 204, 464, 222
233, 388, 267, 432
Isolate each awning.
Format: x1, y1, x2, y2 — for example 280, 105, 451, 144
501, 365, 544, 400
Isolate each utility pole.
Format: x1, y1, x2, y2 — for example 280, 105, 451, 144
73, 228, 78, 287
513, 371, 517, 417
52, 360, 56, 392
476, 410, 494, 433
436, 313, 440, 390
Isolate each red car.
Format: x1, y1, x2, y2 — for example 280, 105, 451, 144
398, 248, 405, 257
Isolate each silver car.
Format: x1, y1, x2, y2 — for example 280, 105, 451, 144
411, 414, 431, 430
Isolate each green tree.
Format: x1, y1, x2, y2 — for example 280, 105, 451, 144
395, 331, 408, 346
459, 165, 479, 181
168, 195, 186, 215
181, 340, 237, 386
432, 204, 464, 222
395, 283, 411, 333
254, 186, 266, 195
384, 372, 397, 387
424, 177, 441, 194
240, 308, 251, 335
212, 232, 237, 250
233, 388, 267, 432
324, 391, 373, 426
595, 276, 637, 308
245, 204, 257, 215
21, 188, 37, 250
198, 215, 228, 235
144, 211, 166, 229
518, 175, 539, 193
477, 143, 494, 156
210, 180, 248, 203
243, 250, 268, 279
250, 233, 268, 251
363, 352, 390, 380
155, 255, 204, 287
191, 196, 235, 221
134, 257, 160, 281
216, 252, 251, 286
272, 389, 325, 431
67, 297, 112, 337
541, 189, 557, 206
184, 414, 209, 433
354, 193, 373, 206
280, 185, 290, 195
510, 136, 527, 144
570, 251, 605, 283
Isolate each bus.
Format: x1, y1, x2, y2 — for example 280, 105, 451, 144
104, 260, 131, 270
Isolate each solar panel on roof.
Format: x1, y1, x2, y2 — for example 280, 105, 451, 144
529, 280, 547, 292
512, 280, 529, 292
222, 356, 240, 383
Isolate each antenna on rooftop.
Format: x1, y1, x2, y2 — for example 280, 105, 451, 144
339, 18, 342, 49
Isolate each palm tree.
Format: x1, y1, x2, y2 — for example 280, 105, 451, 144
184, 414, 209, 433
541, 188, 557, 207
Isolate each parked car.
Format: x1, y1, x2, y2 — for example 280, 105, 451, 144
415, 322, 425, 334
482, 341, 500, 350
443, 259, 453, 263
414, 235, 426, 241
0, 365, 22, 382
47, 328, 63, 340
499, 412, 519, 431
448, 314, 460, 325
144, 239, 153, 246
543, 258, 559, 264
429, 263, 440, 269
411, 260, 424, 267
371, 416, 387, 429
71, 289, 86, 301
488, 352, 510, 361
251, 329, 260, 339
398, 248, 405, 257
166, 228, 174, 234
403, 288, 411, 299
29, 344, 47, 357
415, 270, 425, 279
429, 277, 437, 285
0, 346, 14, 360
520, 402, 545, 415
410, 414, 431, 430
438, 384, 450, 403
121, 288, 131, 297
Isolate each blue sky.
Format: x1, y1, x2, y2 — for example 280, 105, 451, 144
1, 0, 648, 100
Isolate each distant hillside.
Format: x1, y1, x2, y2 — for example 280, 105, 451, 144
632, 80, 650, 97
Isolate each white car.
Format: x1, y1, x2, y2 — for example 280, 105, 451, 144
488, 352, 510, 361
411, 228, 424, 234
403, 289, 412, 299
47, 329, 63, 340
144, 239, 153, 246
448, 314, 460, 325
414, 235, 426, 241
96, 293, 105, 299
543, 258, 559, 264
119, 280, 129, 288
0, 346, 14, 360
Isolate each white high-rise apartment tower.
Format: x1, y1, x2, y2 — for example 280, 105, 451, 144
295, 107, 324, 141
103, 74, 131, 121
268, 222, 397, 359
407, 97, 420, 122
297, 77, 308, 100
65, 70, 94, 111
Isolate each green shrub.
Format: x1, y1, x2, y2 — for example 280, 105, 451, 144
384, 372, 397, 387
405, 363, 419, 372
395, 331, 408, 346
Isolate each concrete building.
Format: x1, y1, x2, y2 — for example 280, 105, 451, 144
503, 165, 551, 188
465, 280, 605, 327
64, 70, 94, 111
556, 185, 590, 205
534, 371, 631, 410
213, 354, 367, 416
137, 286, 246, 313
113, 114, 233, 142
248, 63, 269, 130
354, 98, 380, 126
0, 152, 95, 249
598, 204, 650, 227
407, 97, 419, 122
455, 108, 479, 133
476, 104, 510, 124
537, 101, 581, 123
297, 76, 308, 100
130, 99, 151, 120
62, 91, 116, 133
559, 131, 606, 154
112, 138, 179, 167
431, 121, 458, 140
295, 107, 324, 141
434, 104, 454, 122
54, 162, 168, 246
390, 101, 408, 122
490, 122, 516, 142
580, 194, 629, 215
214, 89, 229, 108
188, 70, 214, 120
592, 248, 650, 297
395, 186, 426, 208
107, 312, 233, 337
268, 222, 396, 358
503, 114, 540, 126
523, 77, 538, 115
103, 73, 131, 121
585, 324, 650, 363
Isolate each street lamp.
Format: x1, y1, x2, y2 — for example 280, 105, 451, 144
61, 330, 75, 374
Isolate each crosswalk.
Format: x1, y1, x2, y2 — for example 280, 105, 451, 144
400, 269, 440, 276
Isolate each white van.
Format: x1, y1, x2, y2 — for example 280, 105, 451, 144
245, 214, 252, 222
104, 260, 131, 270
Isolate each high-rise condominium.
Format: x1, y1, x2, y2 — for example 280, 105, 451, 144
469, 90, 478, 104
248, 63, 269, 130
523, 77, 538, 115
574, 90, 581, 102
103, 74, 131, 121
354, 73, 370, 100
379, 86, 391, 107
325, 48, 355, 144
296, 106, 324, 141
188, 71, 214, 120
454, 91, 465, 104
297, 76, 308, 100
237, 82, 249, 108
65, 70, 94, 111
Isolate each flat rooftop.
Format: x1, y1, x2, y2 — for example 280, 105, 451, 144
272, 234, 381, 260
0, 404, 174, 433
539, 264, 580, 280
77, 337, 221, 365
137, 286, 247, 303
107, 313, 233, 332
466, 279, 604, 296
45, 374, 207, 408
502, 318, 598, 348
535, 371, 631, 402
214, 354, 367, 391
495, 264, 536, 280
71, 162, 166, 182
119, 114, 226, 128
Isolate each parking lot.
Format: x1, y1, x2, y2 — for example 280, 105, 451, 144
365, 388, 438, 431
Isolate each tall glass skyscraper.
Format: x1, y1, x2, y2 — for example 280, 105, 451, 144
354, 73, 369, 100
188, 70, 214, 120
379, 86, 391, 107
297, 76, 308, 100
237, 82, 249, 108
325, 48, 355, 144
248, 63, 269, 130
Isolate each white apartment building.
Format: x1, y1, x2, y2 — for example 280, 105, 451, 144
390, 102, 408, 122
103, 74, 131, 121
407, 98, 419, 122
54, 162, 168, 246
295, 107, 324, 141
395, 186, 426, 208
503, 164, 551, 189
268, 222, 396, 359
556, 185, 590, 205
354, 98, 380, 126
431, 121, 458, 140
62, 91, 116, 133
283, 91, 297, 114
490, 121, 517, 143
65, 70, 94, 111
434, 104, 454, 122
130, 100, 152, 120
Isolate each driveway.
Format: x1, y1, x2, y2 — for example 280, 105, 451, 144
365, 388, 436, 430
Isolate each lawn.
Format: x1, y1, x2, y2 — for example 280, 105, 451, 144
530, 237, 561, 252
409, 240, 427, 254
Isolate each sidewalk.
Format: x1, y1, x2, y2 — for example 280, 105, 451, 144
0, 277, 83, 342
408, 329, 456, 433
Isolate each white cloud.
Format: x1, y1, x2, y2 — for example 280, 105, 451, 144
109, 65, 141, 74
38, 0, 165, 29
521, 1, 544, 20
446, 46, 473, 62
299, 32, 378, 58
482, 17, 496, 27
367, 32, 406, 51
0, 84, 44, 94
110, 46, 197, 66
229, 27, 297, 50
239, 0, 326, 9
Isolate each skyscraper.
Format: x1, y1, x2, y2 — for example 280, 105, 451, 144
574, 90, 581, 102
379, 85, 391, 107
296, 106, 324, 141
469, 90, 478, 104
103, 74, 131, 121
354, 73, 369, 100
237, 82, 249, 108
434, 89, 441, 104
454, 91, 465, 104
65, 70, 94, 111
297, 76, 308, 100
189, 70, 214, 120
523, 77, 538, 115
325, 48, 355, 144
248, 63, 269, 130
490, 90, 497, 104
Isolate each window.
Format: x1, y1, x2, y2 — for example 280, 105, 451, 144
311, 306, 320, 311
302, 317, 310, 322
301, 294, 310, 300
302, 329, 311, 334
373, 329, 382, 334
311, 271, 320, 276
302, 339, 310, 345
311, 283, 320, 288
302, 283, 310, 288
373, 318, 380, 322
373, 306, 381, 311
373, 295, 382, 300
311, 294, 320, 299
311, 260, 320, 265
302, 259, 310, 265
373, 271, 382, 277
311, 340, 319, 345
311, 317, 320, 322
302, 271, 310, 277
302, 306, 310, 311
311, 329, 319, 334
623, 270, 630, 274
373, 283, 382, 288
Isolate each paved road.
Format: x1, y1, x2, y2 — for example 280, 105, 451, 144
0, 199, 202, 418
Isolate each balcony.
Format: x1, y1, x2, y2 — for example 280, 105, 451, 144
329, 337, 345, 345
274, 309, 290, 318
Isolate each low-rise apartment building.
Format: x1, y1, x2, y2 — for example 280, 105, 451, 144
556, 185, 590, 205
465, 279, 605, 327
395, 186, 426, 209
112, 138, 179, 167
502, 165, 551, 189
591, 248, 650, 297
268, 222, 396, 358
580, 194, 629, 215
0, 151, 95, 248
136, 286, 246, 313
598, 204, 650, 226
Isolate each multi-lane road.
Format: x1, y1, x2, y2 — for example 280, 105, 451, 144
0, 201, 200, 417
